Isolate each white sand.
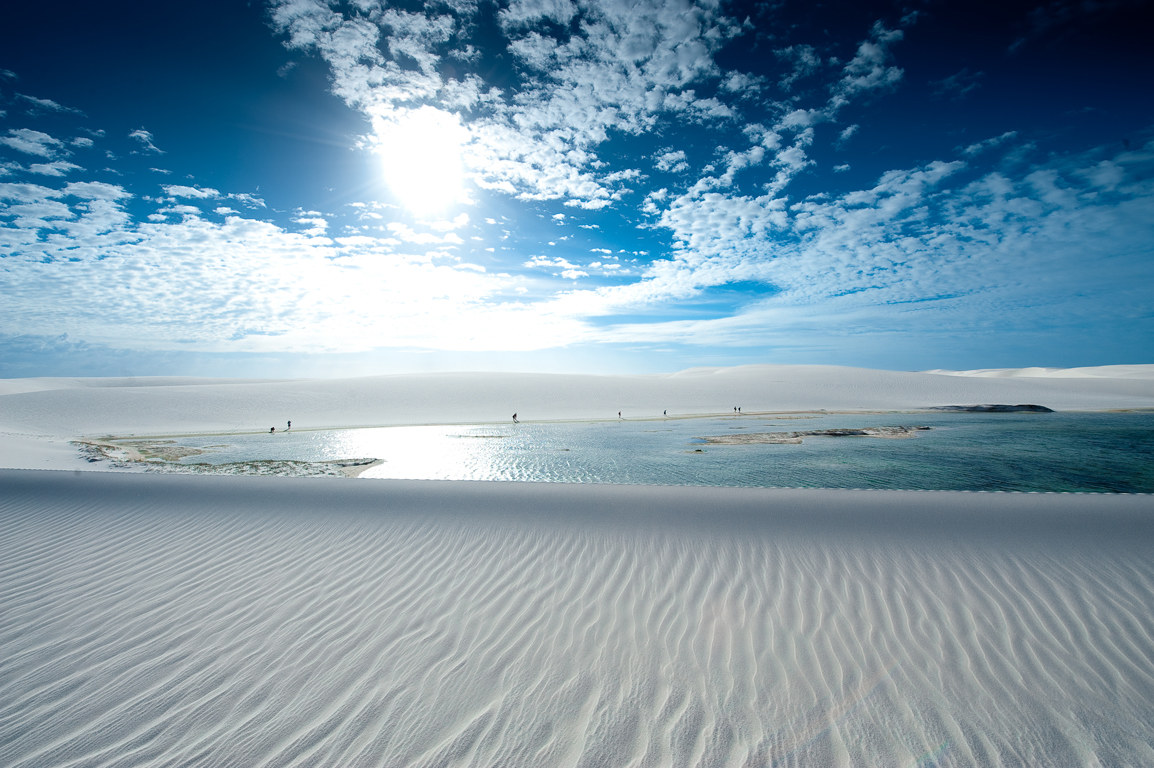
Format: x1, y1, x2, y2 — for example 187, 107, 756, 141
2, 470, 1153, 766
1, 365, 1153, 765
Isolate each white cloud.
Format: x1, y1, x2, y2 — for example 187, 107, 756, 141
962, 131, 1018, 156
228, 192, 267, 208
5, 3, 1146, 363
269, 0, 744, 210
0, 128, 66, 158
62, 181, 131, 201
2, 188, 521, 353
830, 23, 905, 110
535, 134, 1154, 357
294, 215, 329, 236
0, 182, 61, 202
17, 93, 82, 114
27, 161, 83, 177
4, 200, 75, 230
1079, 160, 1125, 191
655, 149, 688, 173
159, 204, 203, 217
500, 0, 578, 29
720, 70, 763, 95
128, 128, 164, 154
524, 254, 589, 279
163, 185, 221, 199
386, 221, 465, 245
776, 44, 822, 91
429, 212, 470, 232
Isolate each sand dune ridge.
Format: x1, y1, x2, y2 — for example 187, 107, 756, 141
3, 470, 1153, 766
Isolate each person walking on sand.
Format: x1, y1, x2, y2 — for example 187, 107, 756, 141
270, 426, 275, 434
513, 413, 519, 423
618, 411, 622, 420
287, 420, 292, 431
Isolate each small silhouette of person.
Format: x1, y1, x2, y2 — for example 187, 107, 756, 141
270, 427, 275, 434
512, 413, 519, 423
287, 420, 292, 430
618, 411, 622, 419
663, 409, 667, 416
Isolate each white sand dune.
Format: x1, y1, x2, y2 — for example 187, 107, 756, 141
2, 469, 1153, 767
925, 364, 1154, 379
2, 366, 1152, 765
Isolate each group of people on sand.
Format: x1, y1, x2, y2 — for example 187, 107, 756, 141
511, 410, 636, 423
507, 408, 749, 424
512, 410, 689, 422
267, 406, 745, 432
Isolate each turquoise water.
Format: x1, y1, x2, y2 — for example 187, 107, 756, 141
148, 411, 1154, 492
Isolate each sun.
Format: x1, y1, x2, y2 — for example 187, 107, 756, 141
374, 106, 468, 217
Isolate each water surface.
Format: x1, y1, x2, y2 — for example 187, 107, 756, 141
131, 411, 1154, 492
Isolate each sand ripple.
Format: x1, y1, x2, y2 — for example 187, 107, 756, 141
2, 471, 1153, 766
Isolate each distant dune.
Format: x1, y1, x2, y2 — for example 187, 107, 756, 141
924, 364, 1154, 379
2, 364, 1152, 460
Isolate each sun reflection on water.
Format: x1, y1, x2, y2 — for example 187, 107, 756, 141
348, 426, 510, 480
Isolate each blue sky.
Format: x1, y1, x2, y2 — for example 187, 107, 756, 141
1, 0, 1152, 377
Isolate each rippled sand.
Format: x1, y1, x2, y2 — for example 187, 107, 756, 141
3, 470, 1153, 766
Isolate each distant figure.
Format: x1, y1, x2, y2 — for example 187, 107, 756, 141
618, 411, 622, 420
738, 407, 742, 414
512, 413, 519, 423
270, 427, 275, 434
663, 409, 667, 416
287, 420, 292, 430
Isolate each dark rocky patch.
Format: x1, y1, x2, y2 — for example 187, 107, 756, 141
930, 404, 1054, 413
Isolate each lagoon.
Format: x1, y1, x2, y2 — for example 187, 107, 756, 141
109, 410, 1154, 493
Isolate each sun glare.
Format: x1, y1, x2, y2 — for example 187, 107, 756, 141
375, 106, 468, 217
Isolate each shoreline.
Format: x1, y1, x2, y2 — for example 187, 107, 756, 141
79, 404, 1147, 443
21, 463, 1154, 494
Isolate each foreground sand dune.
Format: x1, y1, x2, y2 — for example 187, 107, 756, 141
3, 469, 1153, 766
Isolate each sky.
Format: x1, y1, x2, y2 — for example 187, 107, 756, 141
1, 0, 1152, 378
